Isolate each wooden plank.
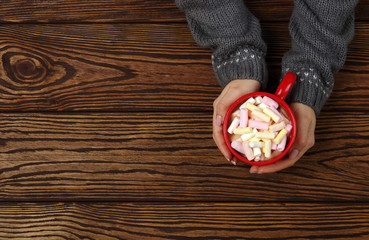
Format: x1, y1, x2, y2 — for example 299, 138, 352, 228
0, 0, 367, 23
0, 23, 216, 112
0, 202, 368, 239
0, 111, 368, 201
0, 23, 368, 112
0, 0, 184, 23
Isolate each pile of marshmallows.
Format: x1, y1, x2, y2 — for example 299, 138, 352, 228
227, 96, 293, 162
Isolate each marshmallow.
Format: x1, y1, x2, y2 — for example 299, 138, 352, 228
263, 139, 272, 158
274, 128, 288, 144
245, 102, 261, 112
242, 141, 254, 160
231, 141, 245, 154
272, 142, 277, 150
239, 108, 248, 128
257, 103, 268, 110
269, 107, 284, 121
255, 96, 263, 104
241, 133, 254, 141
253, 147, 262, 158
277, 135, 287, 152
228, 117, 240, 134
232, 109, 241, 118
269, 121, 286, 132
251, 110, 271, 123
255, 132, 275, 139
262, 96, 279, 109
233, 127, 252, 135
246, 97, 256, 104
248, 136, 260, 142
230, 133, 242, 142
248, 120, 269, 131
263, 108, 281, 123
285, 124, 293, 134
249, 141, 265, 148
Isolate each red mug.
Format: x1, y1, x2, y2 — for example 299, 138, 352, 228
222, 72, 297, 166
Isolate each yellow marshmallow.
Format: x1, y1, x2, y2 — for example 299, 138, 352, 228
263, 139, 272, 158
245, 102, 261, 112
233, 127, 252, 135
274, 129, 288, 144
248, 136, 260, 142
255, 132, 275, 139
263, 108, 281, 123
251, 110, 271, 122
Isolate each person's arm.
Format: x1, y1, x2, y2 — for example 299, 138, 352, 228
175, 0, 268, 88
282, 0, 359, 116
251, 0, 359, 174
176, 0, 268, 165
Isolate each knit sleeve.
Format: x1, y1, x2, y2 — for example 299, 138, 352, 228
282, 0, 359, 115
175, 0, 268, 89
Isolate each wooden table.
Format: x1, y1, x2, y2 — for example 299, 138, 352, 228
0, 1, 369, 239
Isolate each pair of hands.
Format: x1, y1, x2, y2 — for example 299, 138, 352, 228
213, 79, 316, 174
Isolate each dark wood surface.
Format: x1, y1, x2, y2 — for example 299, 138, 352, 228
1, 203, 369, 240
0, 1, 368, 239
0, 111, 368, 202
0, 0, 368, 23
0, 23, 368, 112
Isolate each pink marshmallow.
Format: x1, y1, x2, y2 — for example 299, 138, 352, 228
239, 108, 248, 128
272, 143, 277, 150
242, 141, 254, 160
231, 141, 245, 154
262, 96, 279, 109
248, 120, 269, 131
285, 124, 293, 134
277, 135, 287, 152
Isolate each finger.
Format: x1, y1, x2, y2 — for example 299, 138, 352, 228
213, 88, 233, 161
249, 165, 259, 174
287, 103, 316, 159
213, 122, 233, 161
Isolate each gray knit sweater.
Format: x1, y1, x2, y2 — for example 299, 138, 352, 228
175, 0, 358, 115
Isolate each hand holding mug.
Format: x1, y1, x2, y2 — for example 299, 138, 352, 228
213, 79, 261, 165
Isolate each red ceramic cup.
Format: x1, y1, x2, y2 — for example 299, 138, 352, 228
222, 72, 297, 166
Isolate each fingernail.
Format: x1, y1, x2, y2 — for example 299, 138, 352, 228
231, 159, 237, 166
225, 157, 231, 162
216, 115, 222, 127
289, 149, 299, 160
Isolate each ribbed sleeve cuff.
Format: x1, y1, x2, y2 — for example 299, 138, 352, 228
281, 66, 333, 116
212, 46, 268, 89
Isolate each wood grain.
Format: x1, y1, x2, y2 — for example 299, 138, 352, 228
0, 111, 368, 201
0, 1, 368, 238
0, 0, 367, 23
0, 202, 368, 240
0, 23, 368, 111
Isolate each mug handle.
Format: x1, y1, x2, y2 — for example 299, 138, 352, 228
275, 72, 297, 100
